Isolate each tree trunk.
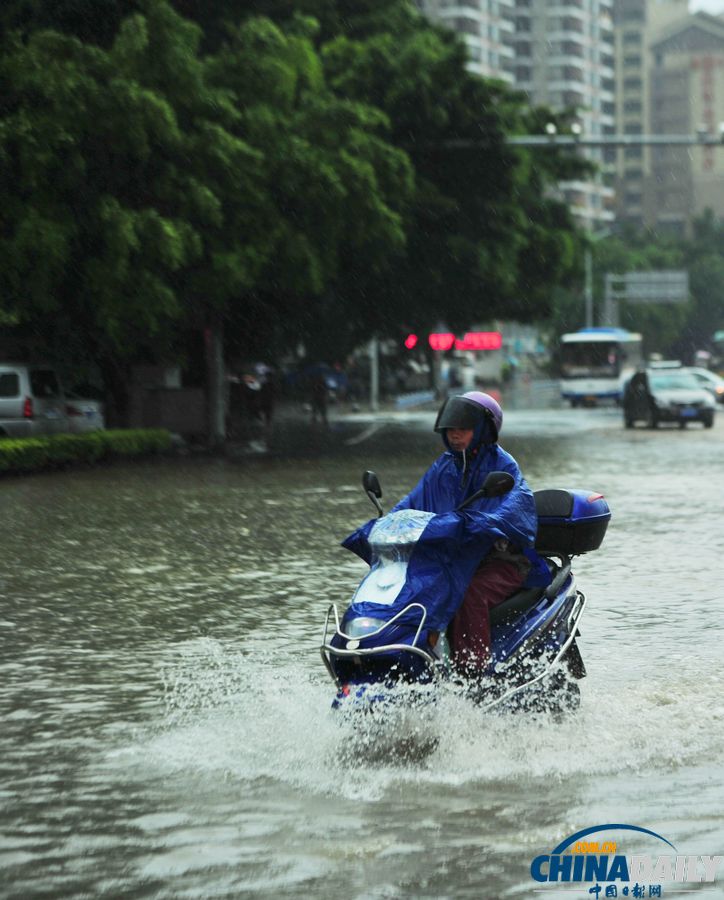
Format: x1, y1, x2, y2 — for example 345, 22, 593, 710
98, 355, 131, 428
205, 315, 226, 450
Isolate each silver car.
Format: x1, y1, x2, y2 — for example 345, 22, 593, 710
623, 369, 716, 429
681, 366, 724, 405
64, 391, 105, 433
0, 364, 69, 438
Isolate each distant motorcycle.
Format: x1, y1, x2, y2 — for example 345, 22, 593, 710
320, 471, 610, 715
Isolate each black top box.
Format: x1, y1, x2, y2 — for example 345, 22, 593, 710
534, 489, 611, 556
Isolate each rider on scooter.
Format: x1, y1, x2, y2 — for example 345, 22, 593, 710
391, 391, 541, 674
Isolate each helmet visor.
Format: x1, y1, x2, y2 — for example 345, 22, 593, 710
434, 396, 487, 432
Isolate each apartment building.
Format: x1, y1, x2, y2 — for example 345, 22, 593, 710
644, 12, 724, 234
510, 0, 618, 231
417, 0, 724, 234
415, 0, 517, 82
419, 0, 618, 231
613, 0, 688, 229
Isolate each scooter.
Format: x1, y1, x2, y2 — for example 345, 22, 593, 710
320, 471, 610, 714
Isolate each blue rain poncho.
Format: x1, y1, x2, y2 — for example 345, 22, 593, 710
342, 441, 541, 631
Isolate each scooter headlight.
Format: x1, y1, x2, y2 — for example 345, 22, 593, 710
345, 616, 387, 638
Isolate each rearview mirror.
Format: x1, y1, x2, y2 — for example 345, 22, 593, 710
482, 471, 515, 498
362, 470, 382, 498
457, 470, 515, 511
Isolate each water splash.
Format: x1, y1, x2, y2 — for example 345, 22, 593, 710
107, 639, 724, 806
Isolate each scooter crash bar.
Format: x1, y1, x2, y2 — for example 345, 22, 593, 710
324, 600, 429, 647
478, 590, 586, 714
320, 602, 436, 686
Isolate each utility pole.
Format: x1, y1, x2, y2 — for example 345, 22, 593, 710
369, 337, 379, 412
584, 229, 612, 328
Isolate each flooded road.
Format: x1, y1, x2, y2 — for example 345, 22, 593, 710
2, 405, 724, 899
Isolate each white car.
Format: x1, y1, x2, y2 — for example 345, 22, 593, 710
680, 366, 724, 404
623, 369, 716, 428
64, 392, 105, 433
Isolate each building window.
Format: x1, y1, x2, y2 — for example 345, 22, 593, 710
453, 16, 480, 35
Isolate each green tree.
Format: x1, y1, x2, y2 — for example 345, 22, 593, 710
0, 13, 204, 417
589, 231, 690, 358
679, 212, 724, 355
156, 0, 591, 357
1, 0, 591, 421
313, 4, 589, 359
0, 1, 413, 429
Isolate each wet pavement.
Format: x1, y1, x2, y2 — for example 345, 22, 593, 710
1, 398, 724, 898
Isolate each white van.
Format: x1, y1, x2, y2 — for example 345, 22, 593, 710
0, 364, 69, 437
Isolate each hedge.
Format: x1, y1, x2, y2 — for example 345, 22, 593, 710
0, 429, 173, 474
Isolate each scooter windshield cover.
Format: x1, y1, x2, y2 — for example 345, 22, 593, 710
341, 444, 539, 630
369, 509, 435, 549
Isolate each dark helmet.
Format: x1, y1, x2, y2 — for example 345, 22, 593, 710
434, 391, 503, 443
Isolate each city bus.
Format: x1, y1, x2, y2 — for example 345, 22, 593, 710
559, 327, 643, 406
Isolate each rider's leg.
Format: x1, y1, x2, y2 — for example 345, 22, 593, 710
448, 558, 525, 676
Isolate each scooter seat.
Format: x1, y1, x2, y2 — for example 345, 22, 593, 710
489, 587, 543, 626
489, 558, 570, 627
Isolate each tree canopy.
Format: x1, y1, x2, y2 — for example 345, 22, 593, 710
552, 215, 724, 362
0, 0, 593, 414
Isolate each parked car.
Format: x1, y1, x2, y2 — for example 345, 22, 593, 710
623, 369, 716, 429
680, 366, 724, 404
0, 363, 69, 437
64, 391, 105, 433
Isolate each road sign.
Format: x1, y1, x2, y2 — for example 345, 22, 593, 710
606, 271, 689, 303
602, 271, 689, 325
